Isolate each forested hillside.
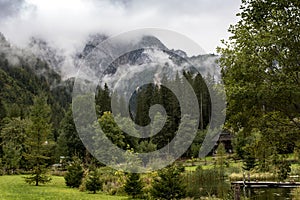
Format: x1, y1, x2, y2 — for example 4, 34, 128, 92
0, 38, 73, 173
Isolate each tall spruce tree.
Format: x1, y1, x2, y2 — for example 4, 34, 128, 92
24, 95, 52, 186
95, 83, 111, 117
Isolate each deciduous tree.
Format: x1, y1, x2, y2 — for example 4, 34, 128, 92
218, 0, 300, 167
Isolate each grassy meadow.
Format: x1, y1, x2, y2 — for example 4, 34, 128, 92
0, 175, 126, 200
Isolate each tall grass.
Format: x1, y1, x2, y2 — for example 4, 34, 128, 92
184, 167, 232, 199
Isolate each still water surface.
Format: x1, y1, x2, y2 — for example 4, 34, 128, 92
244, 188, 293, 200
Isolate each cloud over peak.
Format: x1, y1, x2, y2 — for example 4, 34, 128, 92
0, 0, 240, 54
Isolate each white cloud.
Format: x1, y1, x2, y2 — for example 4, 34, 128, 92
0, 0, 240, 54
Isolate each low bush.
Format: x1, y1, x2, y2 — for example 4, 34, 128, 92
64, 157, 84, 188
86, 168, 102, 194
151, 165, 186, 200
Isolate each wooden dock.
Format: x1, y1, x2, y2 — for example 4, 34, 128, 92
231, 181, 300, 188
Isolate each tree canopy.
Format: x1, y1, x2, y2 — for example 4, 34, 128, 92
218, 0, 300, 170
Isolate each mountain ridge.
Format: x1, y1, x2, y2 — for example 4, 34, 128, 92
0, 32, 220, 87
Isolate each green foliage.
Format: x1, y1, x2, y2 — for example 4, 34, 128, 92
24, 95, 52, 186
0, 53, 66, 121
151, 165, 186, 200
124, 173, 143, 199
86, 167, 102, 194
0, 117, 28, 174
90, 69, 215, 159
177, 115, 199, 158
24, 167, 52, 185
218, 0, 300, 170
277, 160, 291, 181
185, 167, 230, 199
0, 100, 6, 122
98, 167, 126, 195
242, 152, 256, 171
57, 107, 86, 159
114, 115, 139, 151
0, 48, 68, 171
190, 130, 206, 157
274, 155, 291, 181
95, 83, 111, 117
2, 143, 21, 174
216, 143, 226, 179
98, 112, 125, 149
64, 156, 84, 188
138, 140, 157, 153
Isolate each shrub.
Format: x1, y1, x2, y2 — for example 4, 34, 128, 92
64, 157, 84, 188
124, 173, 143, 199
98, 167, 126, 195
151, 165, 186, 200
86, 167, 102, 194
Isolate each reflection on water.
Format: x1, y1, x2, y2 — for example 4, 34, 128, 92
243, 188, 292, 200
185, 168, 297, 199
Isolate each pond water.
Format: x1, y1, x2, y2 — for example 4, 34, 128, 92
243, 188, 293, 200
185, 169, 297, 199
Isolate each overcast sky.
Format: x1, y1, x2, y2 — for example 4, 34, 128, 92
0, 0, 241, 55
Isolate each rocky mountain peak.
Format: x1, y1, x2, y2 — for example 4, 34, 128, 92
171, 49, 187, 58
80, 33, 109, 58
138, 35, 167, 50
0, 32, 10, 48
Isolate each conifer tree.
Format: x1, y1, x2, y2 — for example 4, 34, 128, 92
57, 107, 86, 159
124, 173, 143, 199
1, 117, 28, 174
24, 95, 52, 186
64, 156, 84, 188
86, 167, 102, 194
151, 165, 186, 200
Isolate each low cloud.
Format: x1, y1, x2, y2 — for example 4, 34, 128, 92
0, 0, 26, 18
0, 0, 240, 54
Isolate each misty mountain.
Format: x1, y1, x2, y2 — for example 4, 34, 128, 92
0, 31, 220, 91
72, 33, 219, 89
0, 33, 63, 87
28, 37, 65, 74
0, 33, 72, 112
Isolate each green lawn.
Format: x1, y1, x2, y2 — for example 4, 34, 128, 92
0, 175, 127, 200
184, 156, 244, 172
